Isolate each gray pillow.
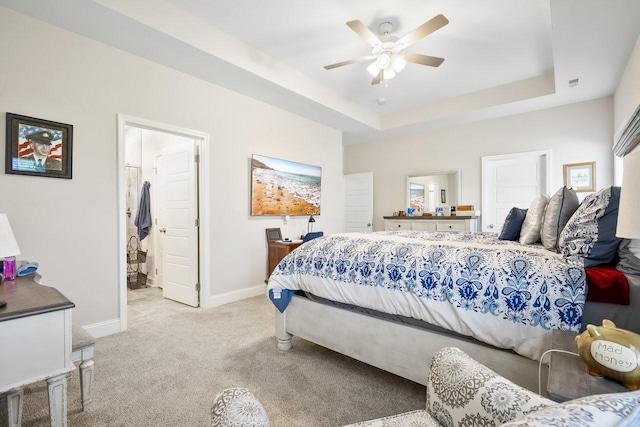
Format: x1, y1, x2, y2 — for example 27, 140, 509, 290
519, 195, 550, 245
541, 186, 579, 252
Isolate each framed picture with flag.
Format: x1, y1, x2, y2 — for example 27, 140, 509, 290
5, 112, 73, 179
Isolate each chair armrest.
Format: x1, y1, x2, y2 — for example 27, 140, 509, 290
427, 347, 554, 425
211, 387, 271, 427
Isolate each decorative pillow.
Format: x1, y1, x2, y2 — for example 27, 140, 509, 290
541, 186, 579, 252
500, 390, 640, 427
519, 195, 550, 245
559, 186, 622, 267
211, 387, 271, 427
499, 208, 528, 241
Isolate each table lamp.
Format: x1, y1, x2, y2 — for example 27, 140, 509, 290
616, 150, 640, 240
308, 215, 315, 234
0, 213, 21, 281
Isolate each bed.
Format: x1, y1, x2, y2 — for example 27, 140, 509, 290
266, 186, 637, 393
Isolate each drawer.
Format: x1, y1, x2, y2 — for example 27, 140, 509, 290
411, 222, 436, 232
385, 221, 411, 231
436, 221, 467, 232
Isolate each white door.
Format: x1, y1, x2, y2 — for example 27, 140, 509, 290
344, 172, 373, 233
481, 151, 549, 232
160, 141, 199, 307
154, 155, 165, 288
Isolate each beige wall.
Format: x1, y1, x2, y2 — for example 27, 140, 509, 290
344, 97, 614, 232
0, 8, 343, 334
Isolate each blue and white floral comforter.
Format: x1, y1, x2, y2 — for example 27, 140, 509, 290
267, 231, 587, 361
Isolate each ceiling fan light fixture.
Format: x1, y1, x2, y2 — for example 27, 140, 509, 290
376, 53, 391, 69
367, 62, 380, 77
391, 54, 406, 73
384, 68, 396, 80
325, 14, 448, 86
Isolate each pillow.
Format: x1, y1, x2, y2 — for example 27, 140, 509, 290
500, 390, 640, 427
559, 186, 622, 267
499, 207, 528, 240
519, 195, 550, 245
540, 186, 580, 252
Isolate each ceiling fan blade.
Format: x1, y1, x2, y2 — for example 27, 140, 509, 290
347, 20, 382, 47
404, 53, 445, 67
324, 55, 376, 70
396, 14, 449, 49
371, 69, 383, 85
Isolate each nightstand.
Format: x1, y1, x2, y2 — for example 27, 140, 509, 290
547, 329, 628, 402
267, 241, 302, 281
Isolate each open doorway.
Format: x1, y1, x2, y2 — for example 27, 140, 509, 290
117, 115, 211, 332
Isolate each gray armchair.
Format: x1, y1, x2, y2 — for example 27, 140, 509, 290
211, 347, 640, 427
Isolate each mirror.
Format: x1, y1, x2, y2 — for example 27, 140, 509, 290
406, 170, 461, 214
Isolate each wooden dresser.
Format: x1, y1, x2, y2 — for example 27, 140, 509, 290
383, 216, 479, 232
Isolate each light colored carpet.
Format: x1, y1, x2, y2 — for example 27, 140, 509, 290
11, 288, 425, 426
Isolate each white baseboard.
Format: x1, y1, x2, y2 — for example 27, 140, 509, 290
83, 284, 266, 337
205, 283, 266, 308
83, 318, 121, 338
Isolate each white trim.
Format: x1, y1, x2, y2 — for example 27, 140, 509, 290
206, 284, 266, 308
116, 114, 212, 332
83, 318, 122, 339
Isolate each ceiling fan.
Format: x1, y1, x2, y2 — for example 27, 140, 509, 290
324, 14, 449, 85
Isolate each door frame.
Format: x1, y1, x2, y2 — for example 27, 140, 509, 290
116, 114, 211, 332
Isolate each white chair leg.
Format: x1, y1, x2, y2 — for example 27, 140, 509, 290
5, 388, 23, 427
47, 373, 68, 427
79, 359, 94, 410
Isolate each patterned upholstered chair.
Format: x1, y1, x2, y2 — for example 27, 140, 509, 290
211, 347, 640, 427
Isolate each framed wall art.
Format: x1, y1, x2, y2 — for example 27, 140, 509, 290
251, 154, 321, 216
563, 162, 596, 192
5, 113, 73, 179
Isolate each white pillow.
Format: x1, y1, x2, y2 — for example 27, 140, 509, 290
519, 195, 550, 245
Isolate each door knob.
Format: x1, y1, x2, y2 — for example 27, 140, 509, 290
487, 224, 494, 229
367, 223, 372, 227
159, 228, 167, 233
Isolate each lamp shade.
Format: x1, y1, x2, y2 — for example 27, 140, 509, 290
616, 150, 640, 239
0, 214, 21, 258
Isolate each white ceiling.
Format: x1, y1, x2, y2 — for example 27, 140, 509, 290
2, 0, 640, 144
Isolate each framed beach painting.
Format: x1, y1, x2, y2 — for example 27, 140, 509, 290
250, 154, 321, 216
5, 112, 73, 179
563, 161, 596, 192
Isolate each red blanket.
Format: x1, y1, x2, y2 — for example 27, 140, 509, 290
585, 265, 630, 305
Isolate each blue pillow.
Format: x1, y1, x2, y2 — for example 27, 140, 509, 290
499, 207, 528, 240
302, 231, 323, 243
559, 186, 622, 266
